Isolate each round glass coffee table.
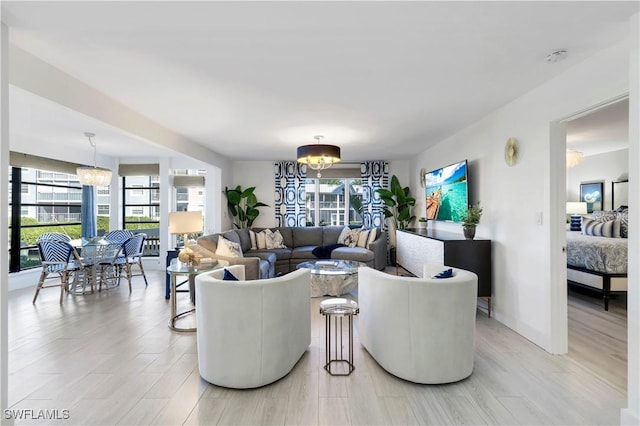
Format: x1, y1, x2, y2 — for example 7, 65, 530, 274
296, 260, 364, 297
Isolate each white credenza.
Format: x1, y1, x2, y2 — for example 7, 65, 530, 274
396, 228, 492, 300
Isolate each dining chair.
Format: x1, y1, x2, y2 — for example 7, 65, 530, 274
103, 229, 134, 244
98, 233, 148, 292
33, 240, 83, 304
37, 232, 71, 243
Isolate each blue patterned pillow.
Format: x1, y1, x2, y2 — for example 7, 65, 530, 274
222, 269, 239, 281
433, 268, 453, 279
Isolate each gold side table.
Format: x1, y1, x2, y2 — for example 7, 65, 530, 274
319, 298, 359, 376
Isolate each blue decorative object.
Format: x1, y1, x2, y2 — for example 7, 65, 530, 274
223, 269, 239, 281
312, 243, 346, 259
433, 268, 453, 279
570, 215, 582, 231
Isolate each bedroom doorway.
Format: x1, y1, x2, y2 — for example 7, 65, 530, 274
563, 96, 629, 392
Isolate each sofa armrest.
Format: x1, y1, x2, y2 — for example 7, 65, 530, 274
368, 230, 388, 270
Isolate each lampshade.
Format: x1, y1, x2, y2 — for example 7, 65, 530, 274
168, 211, 203, 235
77, 166, 113, 186
296, 135, 341, 174
566, 149, 584, 168
566, 202, 587, 215
77, 132, 113, 186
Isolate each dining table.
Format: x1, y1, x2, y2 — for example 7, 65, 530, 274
69, 237, 118, 295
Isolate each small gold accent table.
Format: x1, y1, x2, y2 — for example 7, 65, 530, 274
166, 262, 219, 332
319, 298, 359, 376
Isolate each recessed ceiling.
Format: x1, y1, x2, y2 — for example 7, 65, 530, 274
2, 1, 638, 161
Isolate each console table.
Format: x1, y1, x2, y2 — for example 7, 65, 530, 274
396, 228, 492, 316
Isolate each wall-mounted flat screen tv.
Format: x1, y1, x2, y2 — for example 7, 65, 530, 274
424, 159, 469, 222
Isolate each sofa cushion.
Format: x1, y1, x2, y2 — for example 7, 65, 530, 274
249, 229, 269, 249
293, 227, 323, 247
290, 246, 319, 260
330, 246, 374, 263
322, 226, 344, 246
234, 228, 252, 253
220, 230, 242, 247
274, 227, 294, 248
265, 229, 287, 249
337, 227, 360, 248
246, 248, 292, 262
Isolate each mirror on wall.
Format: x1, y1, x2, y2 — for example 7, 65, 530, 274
611, 180, 628, 210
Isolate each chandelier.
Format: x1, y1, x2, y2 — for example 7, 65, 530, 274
296, 135, 341, 177
566, 149, 584, 168
76, 132, 113, 186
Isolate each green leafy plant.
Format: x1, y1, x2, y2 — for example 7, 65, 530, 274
418, 216, 428, 223
224, 185, 269, 229
376, 175, 416, 230
461, 202, 483, 228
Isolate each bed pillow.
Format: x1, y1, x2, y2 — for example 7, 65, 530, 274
616, 211, 628, 238
591, 210, 616, 222
215, 236, 244, 257
581, 217, 621, 238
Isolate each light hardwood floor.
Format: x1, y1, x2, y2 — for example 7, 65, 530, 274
7, 269, 626, 425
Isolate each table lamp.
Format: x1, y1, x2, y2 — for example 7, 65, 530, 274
566, 202, 587, 231
169, 211, 203, 264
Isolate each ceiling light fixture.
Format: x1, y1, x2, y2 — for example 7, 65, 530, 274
296, 135, 341, 177
546, 49, 568, 63
76, 132, 113, 186
566, 148, 584, 168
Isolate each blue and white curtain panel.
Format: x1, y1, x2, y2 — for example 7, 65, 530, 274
360, 161, 389, 229
274, 161, 307, 227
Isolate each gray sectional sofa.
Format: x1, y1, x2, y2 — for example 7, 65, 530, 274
196, 226, 387, 280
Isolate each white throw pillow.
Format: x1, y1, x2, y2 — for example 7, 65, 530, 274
265, 229, 287, 249
337, 226, 352, 245
357, 228, 371, 248
366, 228, 378, 248
249, 230, 268, 250
215, 236, 243, 258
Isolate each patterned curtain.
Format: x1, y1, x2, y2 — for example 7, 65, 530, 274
274, 162, 307, 227
360, 161, 389, 229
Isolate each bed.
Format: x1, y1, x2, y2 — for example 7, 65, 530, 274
566, 208, 628, 310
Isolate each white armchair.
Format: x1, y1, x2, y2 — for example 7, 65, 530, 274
358, 266, 478, 384
195, 265, 311, 388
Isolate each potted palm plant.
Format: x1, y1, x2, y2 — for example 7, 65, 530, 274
375, 175, 416, 265
461, 202, 483, 240
224, 185, 269, 229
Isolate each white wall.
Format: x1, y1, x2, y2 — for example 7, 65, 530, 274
567, 148, 628, 210
409, 38, 632, 352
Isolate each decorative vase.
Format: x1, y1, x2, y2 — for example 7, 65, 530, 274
463, 226, 476, 240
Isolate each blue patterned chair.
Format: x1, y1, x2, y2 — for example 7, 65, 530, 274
34, 241, 82, 304
103, 229, 134, 244
98, 233, 148, 292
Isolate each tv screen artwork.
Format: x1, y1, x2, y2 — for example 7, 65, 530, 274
424, 160, 469, 222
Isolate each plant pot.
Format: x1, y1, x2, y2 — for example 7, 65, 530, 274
417, 221, 427, 230
463, 226, 476, 240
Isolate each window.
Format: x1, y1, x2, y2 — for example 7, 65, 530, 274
123, 175, 160, 256
9, 166, 82, 272
97, 205, 110, 215
305, 178, 363, 227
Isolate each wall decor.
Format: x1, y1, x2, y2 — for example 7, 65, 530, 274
580, 181, 603, 213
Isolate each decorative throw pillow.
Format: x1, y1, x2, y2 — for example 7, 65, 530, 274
249, 230, 268, 250
222, 268, 239, 281
581, 217, 621, 238
616, 211, 628, 238
215, 236, 244, 257
265, 229, 287, 249
366, 228, 378, 248
337, 226, 352, 245
356, 228, 371, 248
433, 268, 454, 279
